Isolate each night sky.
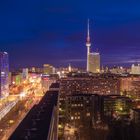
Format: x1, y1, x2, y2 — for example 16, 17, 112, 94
1, 0, 140, 69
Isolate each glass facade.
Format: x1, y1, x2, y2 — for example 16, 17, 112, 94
0, 52, 9, 98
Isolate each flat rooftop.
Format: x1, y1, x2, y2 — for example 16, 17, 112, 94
49, 82, 60, 89
9, 90, 58, 140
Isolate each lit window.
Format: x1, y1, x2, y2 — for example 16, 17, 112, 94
71, 116, 74, 120
86, 100, 89, 103
86, 113, 90, 117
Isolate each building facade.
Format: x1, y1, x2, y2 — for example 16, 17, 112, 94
43, 64, 55, 75
60, 73, 120, 96
88, 52, 100, 73
0, 52, 9, 98
22, 68, 28, 80
120, 75, 140, 99
130, 64, 140, 75
100, 95, 132, 121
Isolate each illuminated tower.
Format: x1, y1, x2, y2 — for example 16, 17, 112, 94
86, 19, 91, 71
0, 52, 9, 98
86, 20, 100, 73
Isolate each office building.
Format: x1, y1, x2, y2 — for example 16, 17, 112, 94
65, 94, 98, 139
130, 64, 140, 75
120, 75, 140, 99
43, 64, 55, 75
100, 95, 132, 121
41, 75, 56, 92
110, 66, 127, 74
0, 52, 9, 98
22, 68, 28, 80
28, 67, 43, 73
88, 52, 100, 73
66, 94, 98, 123
11, 72, 22, 85
8, 72, 12, 85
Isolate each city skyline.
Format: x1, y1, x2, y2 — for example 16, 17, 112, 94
1, 0, 140, 69
1, 1, 140, 139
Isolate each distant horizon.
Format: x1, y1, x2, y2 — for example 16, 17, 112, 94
0, 50, 138, 70
9, 56, 138, 71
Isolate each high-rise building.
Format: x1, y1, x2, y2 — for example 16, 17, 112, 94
88, 52, 100, 73
0, 52, 9, 98
11, 72, 22, 85
8, 72, 12, 85
68, 63, 72, 72
130, 64, 140, 75
41, 74, 57, 92
86, 20, 100, 73
22, 68, 28, 80
43, 64, 55, 75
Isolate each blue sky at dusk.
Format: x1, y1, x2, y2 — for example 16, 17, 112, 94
0, 0, 140, 69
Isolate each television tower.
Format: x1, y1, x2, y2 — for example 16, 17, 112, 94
86, 19, 91, 71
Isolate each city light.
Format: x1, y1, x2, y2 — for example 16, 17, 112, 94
1, 1, 140, 139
